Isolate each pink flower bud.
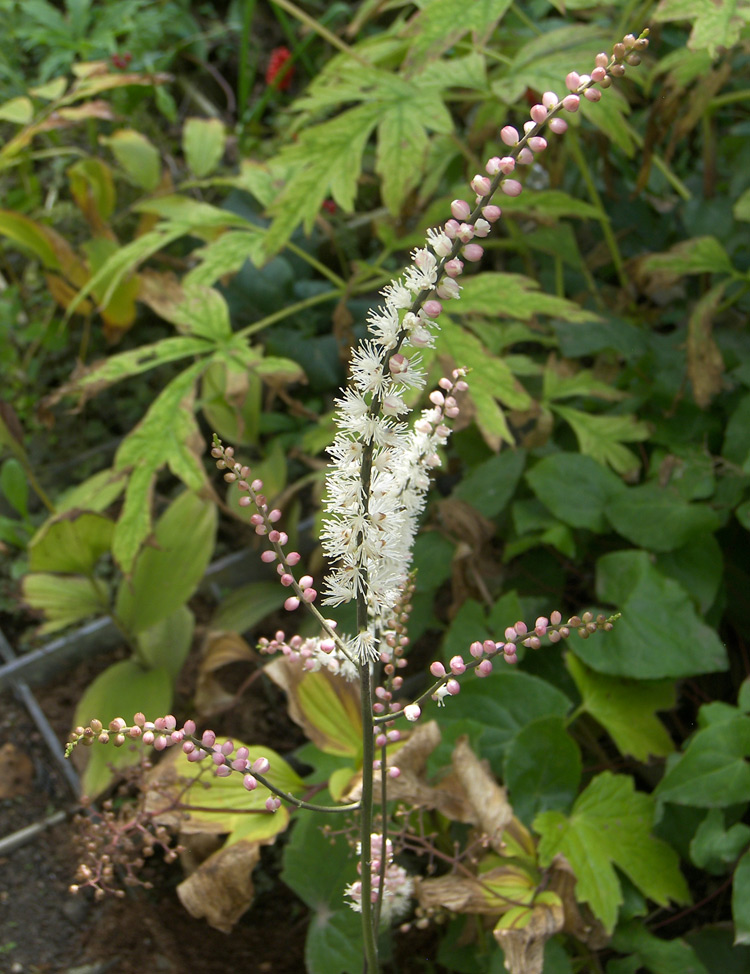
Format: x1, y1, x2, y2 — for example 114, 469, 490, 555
302, 588, 317, 603
268, 530, 281, 543
280, 573, 294, 586
437, 278, 461, 300
389, 353, 409, 375
451, 199, 471, 220
470, 174, 492, 196
501, 179, 522, 197
446, 679, 460, 696
505, 627, 517, 642
476, 659, 493, 677
375, 733, 387, 748
202, 729, 216, 747
266, 797, 281, 812
565, 71, 580, 91
548, 118, 568, 134
239, 496, 252, 507
268, 509, 282, 522
591, 66, 607, 82
457, 222, 474, 243
287, 551, 301, 565
483, 640, 495, 654
542, 91, 559, 108
485, 156, 502, 175
404, 704, 421, 722
463, 244, 483, 262
595, 52, 609, 68
501, 125, 519, 146
450, 656, 466, 675
388, 766, 401, 779
562, 94, 580, 112
499, 156, 516, 174
551, 610, 562, 625
444, 258, 464, 278
284, 596, 300, 611
469, 641, 483, 658
423, 299, 442, 318
527, 136, 547, 153
243, 774, 258, 791
444, 218, 460, 238
473, 218, 491, 237
584, 87, 601, 102
261, 550, 276, 563
430, 661, 446, 678
517, 147, 534, 165
530, 104, 547, 124
482, 205, 501, 222
515, 620, 528, 635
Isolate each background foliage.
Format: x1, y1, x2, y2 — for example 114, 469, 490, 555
2, 0, 750, 971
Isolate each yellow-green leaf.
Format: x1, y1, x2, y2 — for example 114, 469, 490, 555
102, 129, 161, 191
182, 117, 226, 178
0, 97, 33, 124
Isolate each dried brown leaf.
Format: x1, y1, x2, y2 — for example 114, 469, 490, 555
452, 736, 513, 854
177, 839, 261, 932
195, 630, 255, 716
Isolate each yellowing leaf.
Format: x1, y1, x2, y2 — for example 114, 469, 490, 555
0, 97, 33, 124
103, 129, 161, 191
566, 653, 675, 761
183, 117, 226, 178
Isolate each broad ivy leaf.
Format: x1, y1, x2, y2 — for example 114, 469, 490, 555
115, 490, 217, 633
655, 714, 750, 808
566, 654, 674, 761
504, 716, 581, 825
589, 550, 727, 678
526, 452, 625, 533
535, 772, 689, 933
611, 919, 710, 974
605, 484, 720, 552
453, 449, 526, 517
690, 809, 750, 875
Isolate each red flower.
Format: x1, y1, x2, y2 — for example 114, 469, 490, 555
111, 52, 132, 71
266, 47, 294, 91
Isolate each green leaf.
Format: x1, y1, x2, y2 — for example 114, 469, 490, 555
22, 573, 109, 635
266, 102, 382, 254
436, 670, 572, 777
404, 0, 514, 63
590, 550, 728, 678
734, 849, 750, 945
436, 323, 530, 449
735, 187, 750, 223
0, 209, 65, 269
640, 236, 735, 277
282, 810, 362, 974
566, 654, 675, 761
73, 659, 172, 797
212, 581, 287, 634
102, 129, 161, 191
535, 772, 689, 933
112, 360, 209, 574
654, 0, 750, 55
656, 533, 723, 615
29, 511, 113, 574
0, 96, 33, 124
297, 671, 363, 759
495, 189, 601, 221
690, 809, 750, 875
169, 286, 232, 341
723, 393, 750, 471
184, 230, 266, 287
115, 490, 217, 633
605, 485, 720, 552
57, 467, 127, 514
551, 404, 650, 475
68, 157, 116, 223
526, 452, 625, 533
182, 117, 226, 178
655, 714, 750, 808
453, 449, 526, 518
457, 272, 599, 324
0, 458, 29, 517
503, 716, 581, 825
611, 919, 710, 974
135, 605, 195, 681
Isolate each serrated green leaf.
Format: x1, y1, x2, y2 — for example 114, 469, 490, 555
641, 236, 735, 277
436, 322, 530, 449
29, 511, 113, 574
535, 772, 689, 933
103, 129, 161, 190
405, 0, 514, 63
182, 117, 226, 178
113, 361, 209, 574
589, 550, 727, 679
655, 714, 750, 807
504, 716, 581, 825
457, 272, 600, 323
566, 654, 675, 761
495, 189, 601, 221
22, 573, 109, 635
605, 485, 720, 552
266, 102, 382, 254
135, 605, 195, 681
654, 0, 750, 55
184, 230, 266, 287
552, 404, 649, 474
526, 452, 625, 533
115, 490, 216, 633
169, 286, 232, 341
73, 659, 172, 797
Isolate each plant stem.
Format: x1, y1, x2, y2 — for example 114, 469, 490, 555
359, 661, 380, 973
237, 0, 257, 124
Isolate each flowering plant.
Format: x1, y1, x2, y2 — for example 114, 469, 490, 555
65, 28, 698, 974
